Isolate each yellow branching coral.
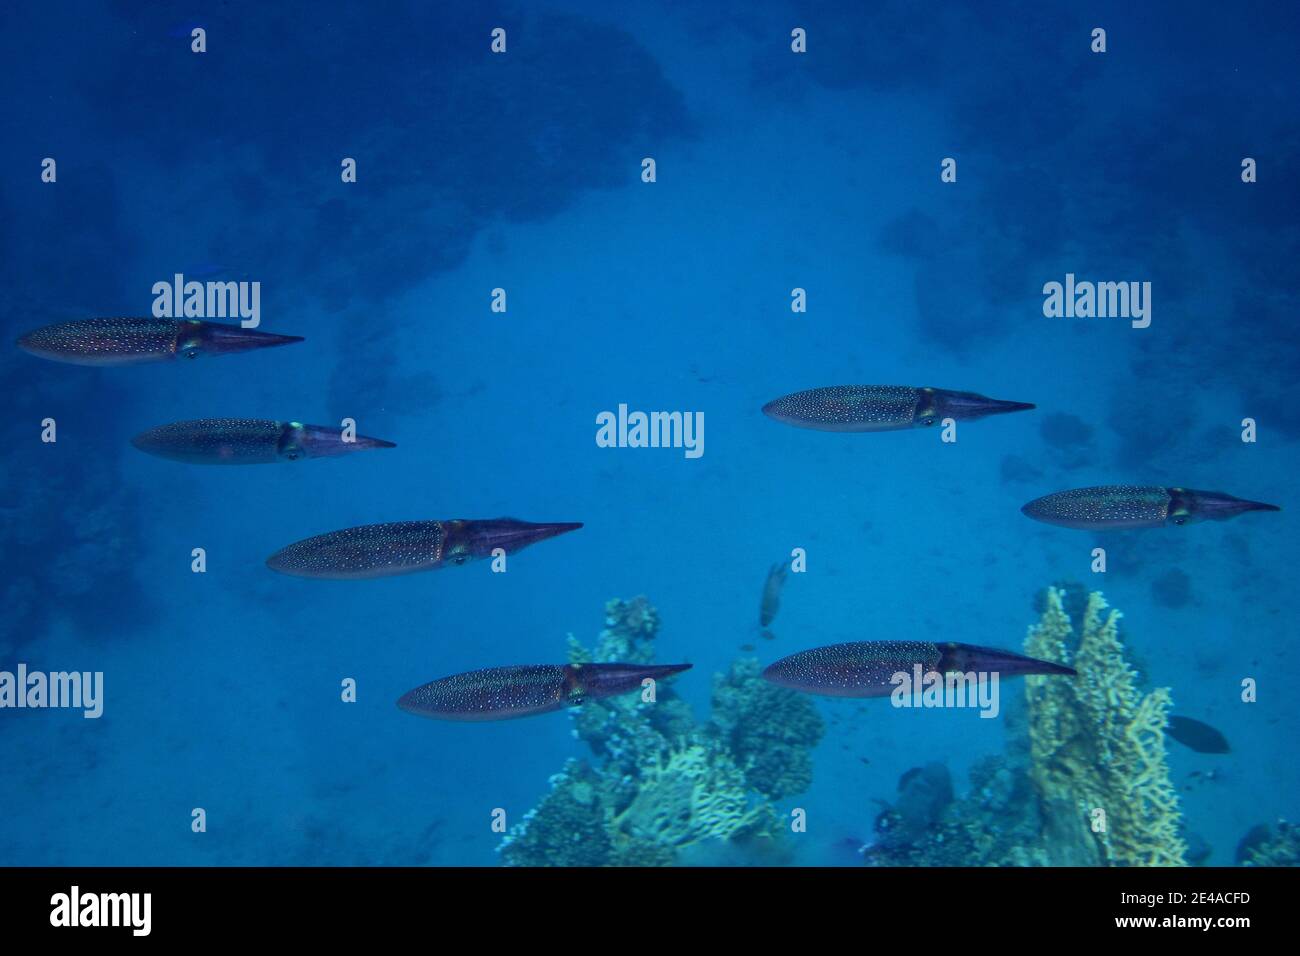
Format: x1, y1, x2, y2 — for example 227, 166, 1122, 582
1024, 587, 1186, 867
607, 743, 767, 850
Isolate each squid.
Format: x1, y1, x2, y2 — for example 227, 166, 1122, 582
762, 386, 1033, 432
762, 640, 1075, 698
1022, 485, 1279, 529
131, 418, 394, 464
397, 662, 692, 721
266, 518, 583, 579
16, 317, 302, 366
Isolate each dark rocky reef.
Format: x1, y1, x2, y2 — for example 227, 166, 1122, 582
499, 597, 824, 866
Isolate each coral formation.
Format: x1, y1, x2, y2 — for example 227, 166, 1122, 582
1024, 588, 1186, 866
499, 597, 822, 866
607, 744, 767, 850
864, 757, 1050, 867
864, 587, 1188, 867
1240, 821, 1300, 866
709, 657, 825, 800
506, 589, 1197, 868
496, 761, 620, 868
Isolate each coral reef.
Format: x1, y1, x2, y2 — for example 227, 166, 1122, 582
1024, 588, 1186, 866
506, 589, 1199, 868
864, 587, 1188, 867
709, 657, 825, 800
499, 597, 822, 866
1239, 821, 1300, 867
864, 757, 1050, 867
496, 761, 622, 868
607, 744, 768, 851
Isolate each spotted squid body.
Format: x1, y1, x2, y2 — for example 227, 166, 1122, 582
762, 640, 1075, 698
131, 418, 395, 464
16, 317, 303, 366
397, 661, 692, 721
1021, 485, 1280, 530
266, 518, 583, 579
761, 386, 1034, 432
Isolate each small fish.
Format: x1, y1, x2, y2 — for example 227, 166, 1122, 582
739, 643, 757, 652
397, 662, 692, 721
1022, 485, 1280, 530
1167, 715, 1231, 754
132, 419, 395, 464
760, 629, 777, 641
760, 561, 789, 627
762, 386, 1034, 433
266, 518, 582, 580
762, 640, 1075, 698
16, 318, 303, 367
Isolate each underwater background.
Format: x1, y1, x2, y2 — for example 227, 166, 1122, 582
0, 0, 1297, 866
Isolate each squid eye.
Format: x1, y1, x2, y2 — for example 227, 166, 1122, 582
1172, 516, 1187, 526
452, 554, 469, 566
184, 349, 198, 359
285, 450, 300, 461
921, 418, 934, 427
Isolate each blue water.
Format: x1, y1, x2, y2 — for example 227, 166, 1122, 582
1, 0, 1296, 866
